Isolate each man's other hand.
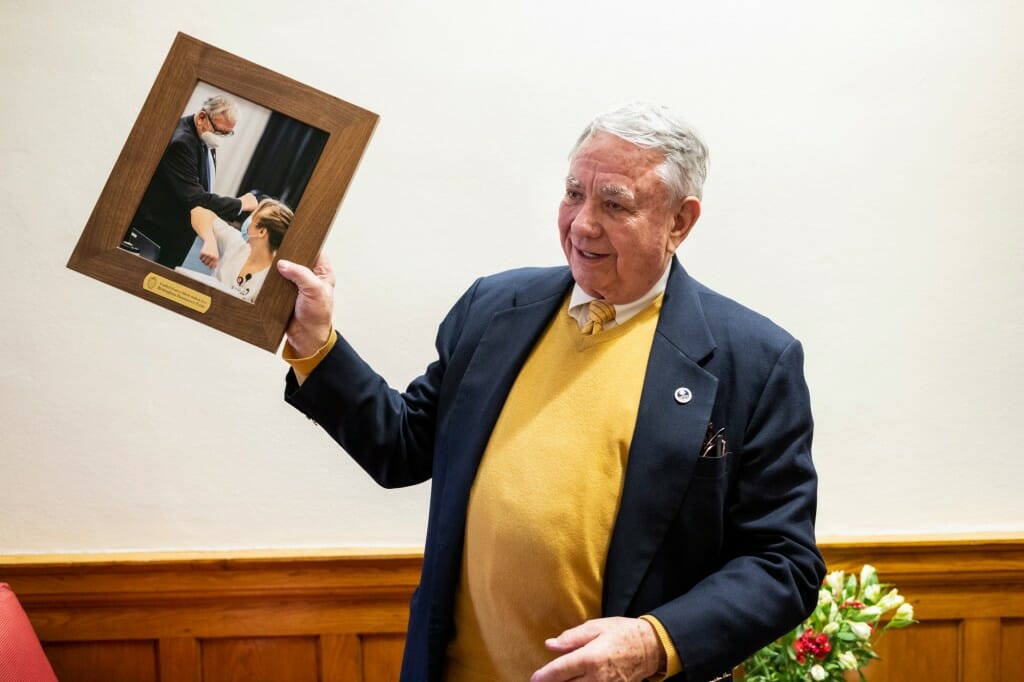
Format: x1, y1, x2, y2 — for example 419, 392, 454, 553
530, 617, 665, 682
239, 192, 259, 213
277, 254, 335, 357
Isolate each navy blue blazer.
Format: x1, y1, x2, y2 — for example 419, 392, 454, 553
285, 258, 825, 681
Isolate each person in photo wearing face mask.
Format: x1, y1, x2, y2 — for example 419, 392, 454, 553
183, 198, 292, 303
124, 94, 260, 268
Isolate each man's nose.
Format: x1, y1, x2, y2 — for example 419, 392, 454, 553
571, 200, 601, 237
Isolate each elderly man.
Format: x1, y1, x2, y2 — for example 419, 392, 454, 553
125, 94, 259, 268
278, 103, 825, 682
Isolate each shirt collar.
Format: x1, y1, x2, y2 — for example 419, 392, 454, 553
567, 262, 672, 329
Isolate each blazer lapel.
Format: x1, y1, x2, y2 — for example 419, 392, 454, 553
434, 270, 574, 546
197, 144, 211, 192
603, 259, 719, 615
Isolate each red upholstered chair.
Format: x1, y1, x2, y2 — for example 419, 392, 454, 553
0, 582, 58, 682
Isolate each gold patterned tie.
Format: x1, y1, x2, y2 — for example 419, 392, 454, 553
582, 299, 616, 335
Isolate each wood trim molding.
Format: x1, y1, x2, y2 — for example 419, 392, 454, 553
819, 534, 1024, 624
1, 548, 423, 681
2, 549, 423, 642
2, 536, 1023, 681
4, 536, 1024, 626
2, 548, 423, 607
820, 534, 1024, 587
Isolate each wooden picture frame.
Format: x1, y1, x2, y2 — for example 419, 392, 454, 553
68, 33, 378, 352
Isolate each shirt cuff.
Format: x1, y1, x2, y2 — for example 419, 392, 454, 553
282, 328, 338, 383
638, 614, 682, 680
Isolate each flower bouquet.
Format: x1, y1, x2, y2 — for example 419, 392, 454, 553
741, 565, 916, 681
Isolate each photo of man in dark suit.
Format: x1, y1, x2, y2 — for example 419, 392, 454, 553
124, 94, 259, 268
276, 102, 825, 682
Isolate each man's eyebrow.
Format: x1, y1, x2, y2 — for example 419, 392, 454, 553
599, 184, 634, 201
565, 176, 582, 188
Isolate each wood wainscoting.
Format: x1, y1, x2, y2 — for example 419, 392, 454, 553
0, 549, 420, 682
2, 535, 1023, 681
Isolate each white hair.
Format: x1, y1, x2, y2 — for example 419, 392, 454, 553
201, 95, 239, 124
570, 102, 709, 201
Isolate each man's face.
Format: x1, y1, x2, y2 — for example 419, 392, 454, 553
201, 110, 236, 137
558, 132, 698, 304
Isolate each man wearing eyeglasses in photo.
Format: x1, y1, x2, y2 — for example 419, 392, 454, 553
124, 94, 259, 268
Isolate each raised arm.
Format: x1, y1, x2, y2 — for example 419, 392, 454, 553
189, 206, 220, 269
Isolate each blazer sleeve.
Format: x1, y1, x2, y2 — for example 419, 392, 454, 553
157, 136, 243, 220
651, 339, 825, 681
283, 279, 480, 488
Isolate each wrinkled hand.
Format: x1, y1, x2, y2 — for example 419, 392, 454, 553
199, 239, 219, 269
239, 192, 259, 213
277, 254, 335, 356
531, 617, 665, 682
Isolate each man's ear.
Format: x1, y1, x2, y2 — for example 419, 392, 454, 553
669, 196, 702, 249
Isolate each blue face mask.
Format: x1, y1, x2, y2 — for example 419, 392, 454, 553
240, 215, 253, 242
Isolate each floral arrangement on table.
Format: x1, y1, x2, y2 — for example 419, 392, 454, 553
741, 565, 916, 682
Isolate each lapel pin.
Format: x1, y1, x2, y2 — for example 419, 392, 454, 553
674, 387, 693, 404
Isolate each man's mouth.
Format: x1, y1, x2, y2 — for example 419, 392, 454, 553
576, 247, 606, 260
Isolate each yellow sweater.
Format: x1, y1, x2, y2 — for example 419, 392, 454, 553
445, 295, 664, 681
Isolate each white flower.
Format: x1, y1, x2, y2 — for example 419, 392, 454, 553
823, 622, 839, 634
826, 570, 845, 597
858, 606, 882, 620
863, 583, 881, 603
850, 621, 872, 640
877, 588, 905, 612
860, 564, 877, 587
891, 602, 915, 626
810, 664, 827, 681
818, 589, 833, 606
838, 651, 859, 670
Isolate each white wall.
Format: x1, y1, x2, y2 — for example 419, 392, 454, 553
1, 0, 1021, 554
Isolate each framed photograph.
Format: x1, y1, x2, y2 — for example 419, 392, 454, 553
68, 32, 378, 352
